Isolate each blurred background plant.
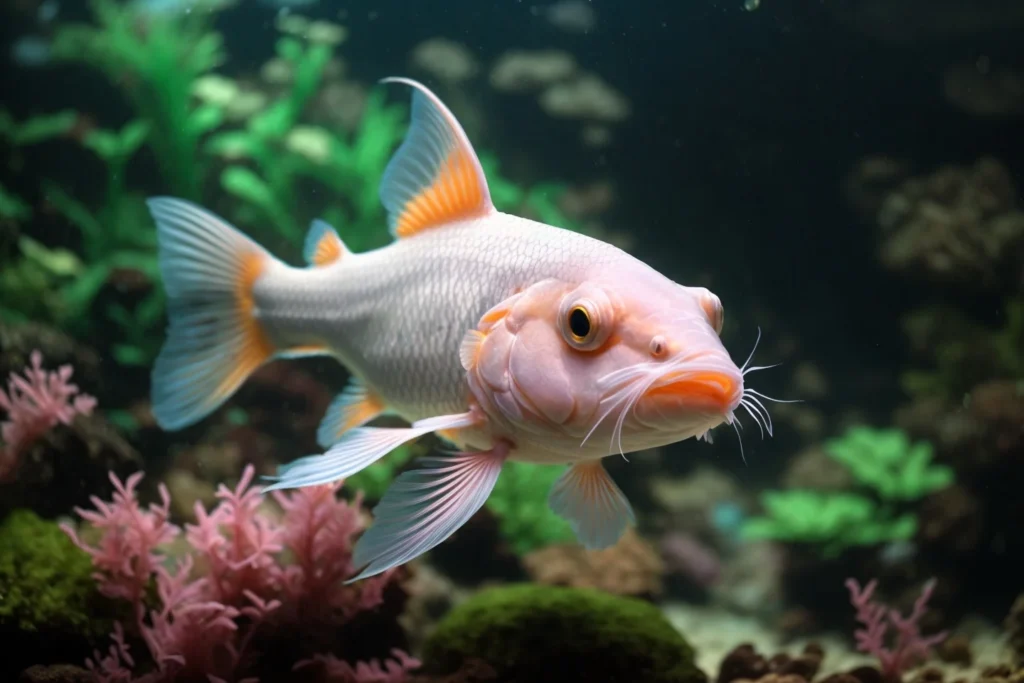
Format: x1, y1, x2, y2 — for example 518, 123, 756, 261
740, 426, 954, 557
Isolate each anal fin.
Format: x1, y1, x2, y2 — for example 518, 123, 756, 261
318, 376, 388, 448
347, 443, 509, 582
549, 460, 635, 550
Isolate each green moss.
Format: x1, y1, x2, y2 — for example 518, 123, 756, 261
422, 584, 705, 683
0, 510, 109, 637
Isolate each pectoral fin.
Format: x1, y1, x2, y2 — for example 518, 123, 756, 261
347, 443, 509, 582
261, 411, 478, 492
549, 460, 635, 550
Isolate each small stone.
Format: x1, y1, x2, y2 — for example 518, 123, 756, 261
937, 634, 973, 666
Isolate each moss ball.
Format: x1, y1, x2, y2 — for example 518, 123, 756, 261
0, 510, 115, 674
421, 583, 705, 683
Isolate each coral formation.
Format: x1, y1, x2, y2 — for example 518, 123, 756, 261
874, 157, 1024, 291
60, 466, 416, 682
0, 351, 96, 481
421, 583, 705, 683
846, 578, 947, 682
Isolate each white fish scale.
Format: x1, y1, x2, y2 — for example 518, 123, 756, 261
254, 212, 625, 423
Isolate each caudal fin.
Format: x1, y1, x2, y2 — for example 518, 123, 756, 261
147, 197, 277, 431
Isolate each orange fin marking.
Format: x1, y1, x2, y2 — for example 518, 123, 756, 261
317, 378, 390, 448
311, 234, 343, 266
303, 219, 346, 267
379, 78, 493, 240
394, 148, 486, 238
459, 329, 486, 371
217, 251, 274, 398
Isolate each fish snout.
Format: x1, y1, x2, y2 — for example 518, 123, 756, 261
642, 366, 743, 417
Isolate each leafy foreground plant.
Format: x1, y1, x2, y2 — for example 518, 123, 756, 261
0, 110, 81, 324
52, 0, 224, 201
741, 426, 954, 557
61, 466, 418, 682
0, 108, 164, 365
208, 21, 405, 253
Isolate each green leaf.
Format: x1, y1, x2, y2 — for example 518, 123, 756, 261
188, 104, 224, 135
18, 236, 83, 277
83, 130, 120, 159
42, 183, 103, 247
119, 120, 150, 155
59, 262, 111, 317
3, 110, 77, 145
112, 344, 149, 366
205, 131, 258, 160
0, 184, 31, 220
221, 166, 276, 208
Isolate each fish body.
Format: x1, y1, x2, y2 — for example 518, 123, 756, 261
147, 77, 775, 583
254, 213, 614, 425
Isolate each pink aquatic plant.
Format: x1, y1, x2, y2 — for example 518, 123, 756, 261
62, 465, 419, 683
845, 577, 948, 683
0, 349, 96, 481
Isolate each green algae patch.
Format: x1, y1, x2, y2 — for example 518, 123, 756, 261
422, 583, 705, 683
0, 509, 110, 637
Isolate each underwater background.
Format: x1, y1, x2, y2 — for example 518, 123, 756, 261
1, 0, 1022, 681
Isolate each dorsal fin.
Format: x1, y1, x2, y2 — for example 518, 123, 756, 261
378, 77, 494, 239
304, 219, 346, 267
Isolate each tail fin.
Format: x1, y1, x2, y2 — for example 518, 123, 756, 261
147, 197, 278, 431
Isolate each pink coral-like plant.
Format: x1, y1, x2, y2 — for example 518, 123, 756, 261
64, 465, 420, 683
0, 350, 96, 481
846, 577, 948, 682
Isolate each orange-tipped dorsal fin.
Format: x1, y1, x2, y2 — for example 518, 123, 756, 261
304, 219, 346, 267
379, 77, 494, 239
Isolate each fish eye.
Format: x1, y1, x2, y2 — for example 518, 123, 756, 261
559, 289, 613, 351
568, 306, 592, 342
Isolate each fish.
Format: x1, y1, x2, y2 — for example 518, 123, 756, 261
146, 76, 785, 583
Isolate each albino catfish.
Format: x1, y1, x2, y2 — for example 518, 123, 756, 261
146, 77, 783, 582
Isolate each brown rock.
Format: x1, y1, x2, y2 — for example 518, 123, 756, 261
937, 634, 973, 666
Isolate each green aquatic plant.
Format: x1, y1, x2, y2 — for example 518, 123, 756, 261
0, 237, 84, 325
41, 120, 164, 365
740, 491, 917, 557
0, 509, 113, 638
486, 461, 574, 555
741, 426, 952, 557
0, 183, 31, 221
422, 583, 703, 683
51, 0, 225, 201
824, 426, 953, 501
478, 151, 586, 233
0, 109, 78, 149
208, 28, 406, 252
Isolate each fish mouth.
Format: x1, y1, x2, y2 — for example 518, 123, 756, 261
644, 369, 742, 413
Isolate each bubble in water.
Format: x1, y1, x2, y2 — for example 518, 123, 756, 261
743, 0, 760, 11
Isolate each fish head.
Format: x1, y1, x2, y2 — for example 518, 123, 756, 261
463, 270, 745, 456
